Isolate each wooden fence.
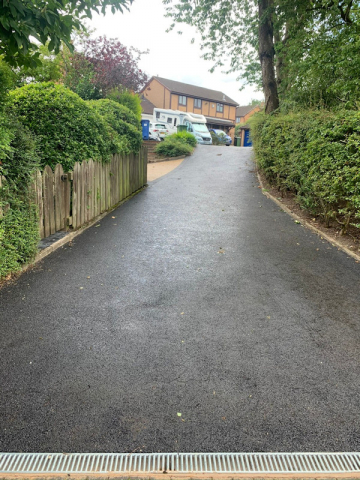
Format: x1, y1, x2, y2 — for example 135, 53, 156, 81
32, 148, 147, 239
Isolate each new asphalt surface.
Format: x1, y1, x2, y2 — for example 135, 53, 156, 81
1, 146, 360, 453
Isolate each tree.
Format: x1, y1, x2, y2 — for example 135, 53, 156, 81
62, 36, 148, 99
82, 36, 148, 94
0, 0, 133, 67
164, 0, 359, 112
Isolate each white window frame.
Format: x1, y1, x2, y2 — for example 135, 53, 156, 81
216, 103, 224, 113
194, 98, 202, 109
179, 95, 187, 106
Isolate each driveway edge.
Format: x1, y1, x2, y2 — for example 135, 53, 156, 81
257, 171, 360, 263
4, 186, 147, 283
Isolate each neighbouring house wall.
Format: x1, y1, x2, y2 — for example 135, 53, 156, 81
142, 78, 168, 108
164, 89, 171, 109
229, 106, 236, 121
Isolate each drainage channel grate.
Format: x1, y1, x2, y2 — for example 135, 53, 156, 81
1, 452, 360, 475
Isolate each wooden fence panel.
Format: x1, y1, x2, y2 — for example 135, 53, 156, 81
43, 165, 55, 238
34, 171, 44, 239
33, 148, 147, 240
72, 162, 80, 229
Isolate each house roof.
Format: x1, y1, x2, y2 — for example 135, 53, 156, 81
140, 96, 156, 115
236, 105, 260, 118
144, 76, 238, 106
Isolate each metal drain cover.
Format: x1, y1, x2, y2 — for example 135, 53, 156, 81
1, 452, 360, 475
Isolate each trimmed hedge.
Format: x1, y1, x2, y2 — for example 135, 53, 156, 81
9, 83, 114, 171
155, 136, 193, 157
250, 110, 360, 232
169, 131, 197, 147
87, 99, 142, 155
0, 117, 40, 279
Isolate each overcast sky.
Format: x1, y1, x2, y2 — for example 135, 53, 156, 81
88, 0, 263, 106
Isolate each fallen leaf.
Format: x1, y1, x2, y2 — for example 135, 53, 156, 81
180, 312, 184, 315
177, 413, 182, 417
112, 216, 116, 219
80, 287, 84, 290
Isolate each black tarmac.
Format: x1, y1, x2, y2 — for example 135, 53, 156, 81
1, 146, 360, 453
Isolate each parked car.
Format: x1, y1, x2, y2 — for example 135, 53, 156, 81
149, 122, 170, 140
209, 129, 232, 146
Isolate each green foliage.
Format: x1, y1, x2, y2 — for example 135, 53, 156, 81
14, 44, 62, 86
0, 116, 40, 280
0, 0, 134, 67
87, 99, 142, 154
107, 88, 142, 121
0, 201, 39, 279
168, 131, 197, 147
9, 83, 114, 171
0, 60, 15, 109
155, 137, 193, 157
251, 109, 360, 232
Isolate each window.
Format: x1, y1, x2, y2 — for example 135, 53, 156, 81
194, 98, 202, 109
167, 117, 172, 124
179, 95, 187, 106
216, 103, 224, 113
174, 118, 177, 126
156, 111, 160, 119
236, 117, 240, 123
185, 121, 193, 132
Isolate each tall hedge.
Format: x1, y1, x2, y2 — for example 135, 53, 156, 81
87, 99, 142, 154
250, 110, 360, 232
0, 118, 40, 279
9, 83, 114, 171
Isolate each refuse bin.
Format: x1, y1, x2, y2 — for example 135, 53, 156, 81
141, 119, 150, 140
177, 125, 187, 133
234, 136, 241, 147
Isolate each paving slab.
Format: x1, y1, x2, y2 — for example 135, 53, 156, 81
0, 146, 360, 453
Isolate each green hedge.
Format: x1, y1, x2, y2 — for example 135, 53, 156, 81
9, 83, 114, 171
250, 110, 360, 232
168, 131, 197, 147
155, 136, 193, 157
0, 117, 40, 279
87, 99, 142, 155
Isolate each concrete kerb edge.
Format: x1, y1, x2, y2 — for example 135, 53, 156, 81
25, 185, 147, 271
256, 171, 360, 263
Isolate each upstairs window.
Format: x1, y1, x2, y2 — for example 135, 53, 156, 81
179, 95, 187, 106
216, 103, 224, 113
236, 117, 240, 123
194, 98, 202, 108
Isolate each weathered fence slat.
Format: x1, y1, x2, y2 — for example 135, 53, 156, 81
33, 147, 147, 240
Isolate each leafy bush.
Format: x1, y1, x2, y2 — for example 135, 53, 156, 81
9, 82, 114, 171
155, 137, 193, 157
250, 109, 360, 232
0, 116, 40, 279
88, 99, 142, 154
107, 88, 142, 121
168, 131, 197, 147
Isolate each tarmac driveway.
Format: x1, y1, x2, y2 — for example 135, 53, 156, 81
1, 146, 360, 453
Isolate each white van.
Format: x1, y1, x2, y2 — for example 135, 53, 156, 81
153, 108, 212, 145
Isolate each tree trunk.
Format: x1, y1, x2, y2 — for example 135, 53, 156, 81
258, 0, 279, 113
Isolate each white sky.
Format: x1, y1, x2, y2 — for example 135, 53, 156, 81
88, 0, 263, 106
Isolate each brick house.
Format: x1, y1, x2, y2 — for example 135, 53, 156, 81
140, 76, 238, 136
